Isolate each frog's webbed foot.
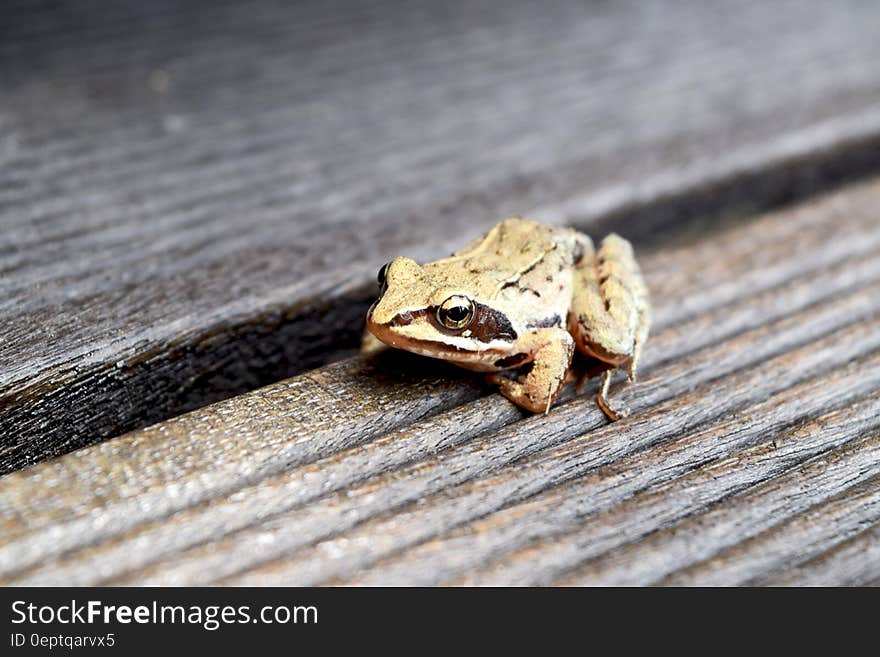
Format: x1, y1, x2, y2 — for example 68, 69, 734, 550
488, 329, 574, 414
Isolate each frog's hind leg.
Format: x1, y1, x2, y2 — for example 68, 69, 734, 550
568, 233, 650, 420
487, 329, 574, 414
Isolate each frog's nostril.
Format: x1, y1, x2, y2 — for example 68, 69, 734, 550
391, 310, 418, 326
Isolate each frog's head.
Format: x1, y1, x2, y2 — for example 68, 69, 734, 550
366, 256, 519, 366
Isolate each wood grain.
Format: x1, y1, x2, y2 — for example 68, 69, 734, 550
658, 475, 880, 586
5, 0, 880, 470
1, 177, 879, 585
760, 523, 880, 586
553, 426, 880, 586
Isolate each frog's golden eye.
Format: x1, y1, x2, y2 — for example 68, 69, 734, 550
437, 295, 475, 331
377, 262, 391, 289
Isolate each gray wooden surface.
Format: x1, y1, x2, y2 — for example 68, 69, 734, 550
2, 176, 878, 585
5, 0, 880, 472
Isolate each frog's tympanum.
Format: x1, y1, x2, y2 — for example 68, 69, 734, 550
366, 218, 650, 419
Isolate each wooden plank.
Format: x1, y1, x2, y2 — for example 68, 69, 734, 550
552, 429, 880, 586
242, 360, 880, 587
5, 0, 880, 470
1, 178, 879, 585
759, 524, 880, 586
657, 476, 880, 586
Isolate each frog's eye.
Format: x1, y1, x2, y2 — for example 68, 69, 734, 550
377, 262, 391, 289
437, 295, 475, 331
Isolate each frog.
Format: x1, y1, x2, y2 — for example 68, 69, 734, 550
365, 217, 651, 419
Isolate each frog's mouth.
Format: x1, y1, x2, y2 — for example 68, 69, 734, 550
379, 336, 511, 372
367, 312, 517, 371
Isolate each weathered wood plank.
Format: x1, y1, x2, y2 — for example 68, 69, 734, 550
761, 523, 880, 586
657, 476, 880, 586
1, 178, 879, 585
5, 0, 880, 470
229, 356, 880, 586
551, 426, 880, 586
335, 361, 880, 586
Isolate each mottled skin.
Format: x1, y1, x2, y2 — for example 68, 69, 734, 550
366, 218, 650, 418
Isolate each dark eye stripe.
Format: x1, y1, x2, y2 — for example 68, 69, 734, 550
388, 302, 517, 344
469, 301, 517, 342
430, 300, 517, 342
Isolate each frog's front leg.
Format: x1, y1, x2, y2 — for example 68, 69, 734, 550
487, 329, 574, 414
569, 233, 651, 420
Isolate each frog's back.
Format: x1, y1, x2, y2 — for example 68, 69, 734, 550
450, 217, 571, 265
452, 217, 556, 254
424, 217, 577, 300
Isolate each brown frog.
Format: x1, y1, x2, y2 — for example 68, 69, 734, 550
366, 218, 650, 419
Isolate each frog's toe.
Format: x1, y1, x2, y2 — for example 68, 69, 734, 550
596, 394, 628, 421
596, 369, 631, 421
